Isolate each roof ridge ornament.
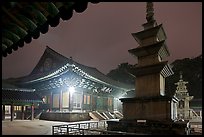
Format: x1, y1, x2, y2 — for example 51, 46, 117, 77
146, 2, 154, 22
179, 71, 183, 80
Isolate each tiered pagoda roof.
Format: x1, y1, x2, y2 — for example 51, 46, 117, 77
128, 40, 170, 59
128, 2, 173, 78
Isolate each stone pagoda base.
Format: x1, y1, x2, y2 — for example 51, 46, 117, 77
121, 96, 174, 120
107, 96, 190, 135
107, 119, 190, 135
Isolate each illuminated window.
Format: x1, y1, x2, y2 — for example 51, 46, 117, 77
73, 93, 82, 108
47, 95, 50, 104
5, 105, 10, 114
62, 92, 69, 108
53, 94, 59, 108
14, 106, 21, 111
108, 98, 113, 106
87, 95, 90, 104
83, 95, 90, 105
84, 95, 87, 104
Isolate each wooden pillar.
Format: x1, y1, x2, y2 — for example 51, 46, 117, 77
59, 90, 62, 112
91, 94, 93, 111
2, 105, 5, 120
31, 103, 34, 120
82, 92, 84, 112
21, 106, 24, 120
50, 92, 52, 112
69, 92, 71, 111
10, 103, 14, 121
200, 111, 202, 117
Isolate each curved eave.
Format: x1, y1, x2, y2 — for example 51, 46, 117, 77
128, 40, 165, 57
2, 88, 35, 92
22, 62, 74, 84
2, 2, 99, 57
131, 24, 167, 46
2, 99, 42, 104
132, 24, 163, 44
22, 62, 134, 91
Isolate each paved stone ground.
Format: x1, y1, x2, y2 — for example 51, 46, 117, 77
2, 119, 74, 135
2, 118, 202, 135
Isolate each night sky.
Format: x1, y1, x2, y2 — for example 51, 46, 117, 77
2, 2, 202, 79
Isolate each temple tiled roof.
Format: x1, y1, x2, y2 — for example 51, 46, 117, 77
2, 80, 42, 104
5, 46, 134, 97
2, 2, 99, 57
75, 62, 134, 90
2, 88, 43, 104
29, 46, 133, 90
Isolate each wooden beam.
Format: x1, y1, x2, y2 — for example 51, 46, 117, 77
11, 103, 14, 121
2, 105, 5, 120
21, 105, 24, 120
31, 103, 34, 120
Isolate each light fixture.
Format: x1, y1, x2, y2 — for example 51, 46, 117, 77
69, 86, 75, 94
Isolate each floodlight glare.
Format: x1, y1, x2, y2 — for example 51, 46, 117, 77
69, 86, 75, 94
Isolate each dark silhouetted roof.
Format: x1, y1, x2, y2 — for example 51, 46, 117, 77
2, 2, 99, 57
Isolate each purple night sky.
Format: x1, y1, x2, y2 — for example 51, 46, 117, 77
2, 2, 202, 79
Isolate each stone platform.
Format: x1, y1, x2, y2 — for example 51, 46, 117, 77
107, 119, 190, 135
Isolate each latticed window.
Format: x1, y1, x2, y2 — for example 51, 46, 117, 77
46, 95, 51, 104
73, 93, 82, 108
87, 95, 90, 104
14, 106, 21, 111
108, 97, 113, 106
84, 94, 90, 104
53, 94, 59, 108
62, 92, 69, 108
84, 95, 87, 104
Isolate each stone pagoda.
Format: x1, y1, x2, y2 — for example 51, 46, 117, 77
121, 1, 176, 122
107, 2, 190, 135
174, 71, 194, 120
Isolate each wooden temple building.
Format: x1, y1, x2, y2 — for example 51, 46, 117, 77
2, 80, 42, 121
2, 46, 134, 122
107, 2, 190, 135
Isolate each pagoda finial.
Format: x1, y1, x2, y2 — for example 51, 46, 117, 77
146, 2, 154, 22
179, 71, 183, 80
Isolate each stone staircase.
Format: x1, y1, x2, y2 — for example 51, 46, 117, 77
89, 111, 123, 120
89, 111, 106, 120
103, 111, 115, 119
113, 111, 123, 119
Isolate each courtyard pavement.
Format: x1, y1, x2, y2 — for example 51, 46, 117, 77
2, 118, 202, 135
2, 119, 77, 135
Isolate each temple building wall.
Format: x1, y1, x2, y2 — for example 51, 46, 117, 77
41, 89, 115, 113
